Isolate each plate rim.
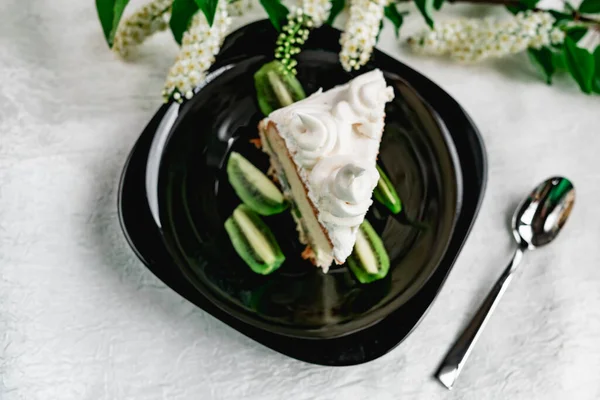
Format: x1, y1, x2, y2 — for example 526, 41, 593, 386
117, 19, 488, 366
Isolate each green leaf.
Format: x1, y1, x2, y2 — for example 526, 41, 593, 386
520, 0, 539, 8
566, 26, 588, 43
96, 0, 130, 47
170, 0, 198, 44
552, 50, 566, 69
564, 1, 576, 12
528, 47, 555, 84
579, 0, 600, 13
506, 5, 522, 14
384, 5, 406, 37
259, 0, 289, 32
547, 10, 572, 21
414, 0, 434, 28
593, 47, 600, 93
195, 0, 219, 26
433, 0, 444, 10
326, 0, 345, 25
376, 19, 384, 42
564, 37, 595, 94
506, 0, 537, 14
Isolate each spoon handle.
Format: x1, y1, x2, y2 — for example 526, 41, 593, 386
436, 248, 525, 390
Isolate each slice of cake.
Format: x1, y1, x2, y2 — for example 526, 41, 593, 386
258, 69, 394, 271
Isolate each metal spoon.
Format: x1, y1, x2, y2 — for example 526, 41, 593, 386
436, 176, 575, 390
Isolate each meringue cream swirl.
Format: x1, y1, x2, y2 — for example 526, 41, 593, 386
334, 71, 394, 138
289, 109, 339, 168
309, 155, 379, 227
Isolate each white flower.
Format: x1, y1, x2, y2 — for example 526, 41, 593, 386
227, 0, 253, 16
112, 0, 172, 58
531, 31, 550, 49
550, 27, 565, 44
408, 11, 562, 63
163, 0, 231, 102
510, 36, 529, 53
302, 0, 332, 27
540, 12, 555, 27
340, 0, 386, 71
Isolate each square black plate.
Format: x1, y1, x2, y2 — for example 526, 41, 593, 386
118, 20, 486, 366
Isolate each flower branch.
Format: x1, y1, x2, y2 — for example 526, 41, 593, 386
97, 0, 600, 99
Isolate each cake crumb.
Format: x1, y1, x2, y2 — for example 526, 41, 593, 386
267, 165, 279, 184
301, 246, 317, 265
249, 137, 262, 149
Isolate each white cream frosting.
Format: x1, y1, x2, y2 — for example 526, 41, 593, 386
310, 156, 378, 227
265, 69, 394, 263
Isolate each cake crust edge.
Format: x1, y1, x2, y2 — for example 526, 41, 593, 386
258, 120, 337, 268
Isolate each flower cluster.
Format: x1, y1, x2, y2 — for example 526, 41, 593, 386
112, 0, 173, 58
227, 0, 253, 16
275, 8, 313, 75
408, 11, 566, 63
302, 0, 332, 27
339, 0, 387, 71
162, 1, 232, 102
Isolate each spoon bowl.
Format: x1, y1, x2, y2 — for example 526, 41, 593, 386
513, 177, 575, 249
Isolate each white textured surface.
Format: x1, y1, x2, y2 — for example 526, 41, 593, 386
2, 1, 600, 399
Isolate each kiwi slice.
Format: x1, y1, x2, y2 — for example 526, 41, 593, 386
373, 164, 402, 214
254, 61, 306, 116
347, 220, 390, 284
225, 205, 285, 275
227, 151, 288, 216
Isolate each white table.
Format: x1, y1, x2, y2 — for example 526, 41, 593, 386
2, 1, 600, 398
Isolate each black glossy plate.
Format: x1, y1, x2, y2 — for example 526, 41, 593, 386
119, 20, 486, 365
